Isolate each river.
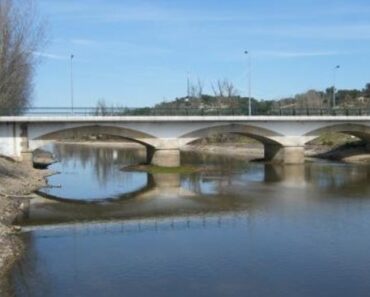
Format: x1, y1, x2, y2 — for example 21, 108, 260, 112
8, 143, 370, 297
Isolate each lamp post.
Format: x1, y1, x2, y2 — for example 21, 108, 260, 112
187, 72, 190, 99
70, 54, 74, 113
244, 50, 252, 116
332, 65, 340, 109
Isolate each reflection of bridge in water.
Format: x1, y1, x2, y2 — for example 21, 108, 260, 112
18, 162, 370, 229
22, 212, 254, 238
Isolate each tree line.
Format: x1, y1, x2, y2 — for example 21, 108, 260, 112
93, 80, 370, 116
273, 84, 370, 110
151, 81, 370, 114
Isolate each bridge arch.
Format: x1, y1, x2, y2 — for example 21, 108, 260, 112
179, 123, 284, 146
22, 124, 165, 166
30, 124, 158, 150
179, 123, 302, 163
304, 123, 370, 143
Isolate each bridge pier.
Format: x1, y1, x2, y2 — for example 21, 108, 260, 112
19, 123, 33, 165
264, 144, 305, 164
147, 147, 181, 167
21, 151, 33, 165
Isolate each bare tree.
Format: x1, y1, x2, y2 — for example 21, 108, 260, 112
211, 80, 225, 98
0, 0, 45, 115
196, 79, 203, 98
211, 79, 239, 108
188, 79, 204, 99
94, 99, 109, 116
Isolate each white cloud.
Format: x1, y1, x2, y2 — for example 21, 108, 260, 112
33, 51, 68, 60
71, 39, 97, 46
65, 38, 172, 56
252, 24, 370, 40
40, 1, 243, 23
256, 50, 344, 58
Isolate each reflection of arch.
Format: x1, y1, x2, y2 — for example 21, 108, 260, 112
180, 124, 283, 145
32, 125, 156, 149
35, 173, 156, 204
305, 123, 370, 143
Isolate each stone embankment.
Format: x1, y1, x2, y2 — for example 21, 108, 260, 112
0, 157, 48, 291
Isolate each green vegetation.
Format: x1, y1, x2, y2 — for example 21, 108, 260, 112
154, 83, 370, 112
191, 133, 261, 146
309, 132, 359, 146
95, 82, 370, 116
145, 165, 198, 174
275, 84, 370, 110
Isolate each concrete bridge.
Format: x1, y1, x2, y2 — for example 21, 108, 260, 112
1, 115, 370, 166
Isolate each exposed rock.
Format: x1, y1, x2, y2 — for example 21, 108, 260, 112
33, 148, 57, 169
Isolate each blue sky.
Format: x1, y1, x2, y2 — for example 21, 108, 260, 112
34, 0, 370, 107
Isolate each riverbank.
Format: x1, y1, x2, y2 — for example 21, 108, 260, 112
0, 157, 48, 293
310, 141, 370, 163
182, 143, 264, 160
185, 142, 370, 163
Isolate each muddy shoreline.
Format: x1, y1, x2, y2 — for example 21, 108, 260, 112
0, 158, 49, 294
184, 143, 370, 163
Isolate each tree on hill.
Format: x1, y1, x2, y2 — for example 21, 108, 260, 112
336, 89, 364, 107
188, 79, 204, 100
211, 79, 239, 109
0, 0, 45, 115
294, 90, 324, 109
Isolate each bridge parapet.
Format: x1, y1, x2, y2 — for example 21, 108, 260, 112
2, 107, 370, 117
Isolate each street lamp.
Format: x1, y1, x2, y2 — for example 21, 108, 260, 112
186, 72, 190, 99
70, 54, 74, 113
244, 50, 252, 116
332, 65, 340, 109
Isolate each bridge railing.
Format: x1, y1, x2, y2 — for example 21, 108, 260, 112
1, 107, 370, 116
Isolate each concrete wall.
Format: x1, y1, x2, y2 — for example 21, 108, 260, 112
0, 122, 22, 159
264, 144, 305, 164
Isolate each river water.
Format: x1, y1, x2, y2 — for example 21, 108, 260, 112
9, 143, 370, 297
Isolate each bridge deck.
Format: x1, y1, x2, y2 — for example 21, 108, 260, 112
1, 115, 370, 122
